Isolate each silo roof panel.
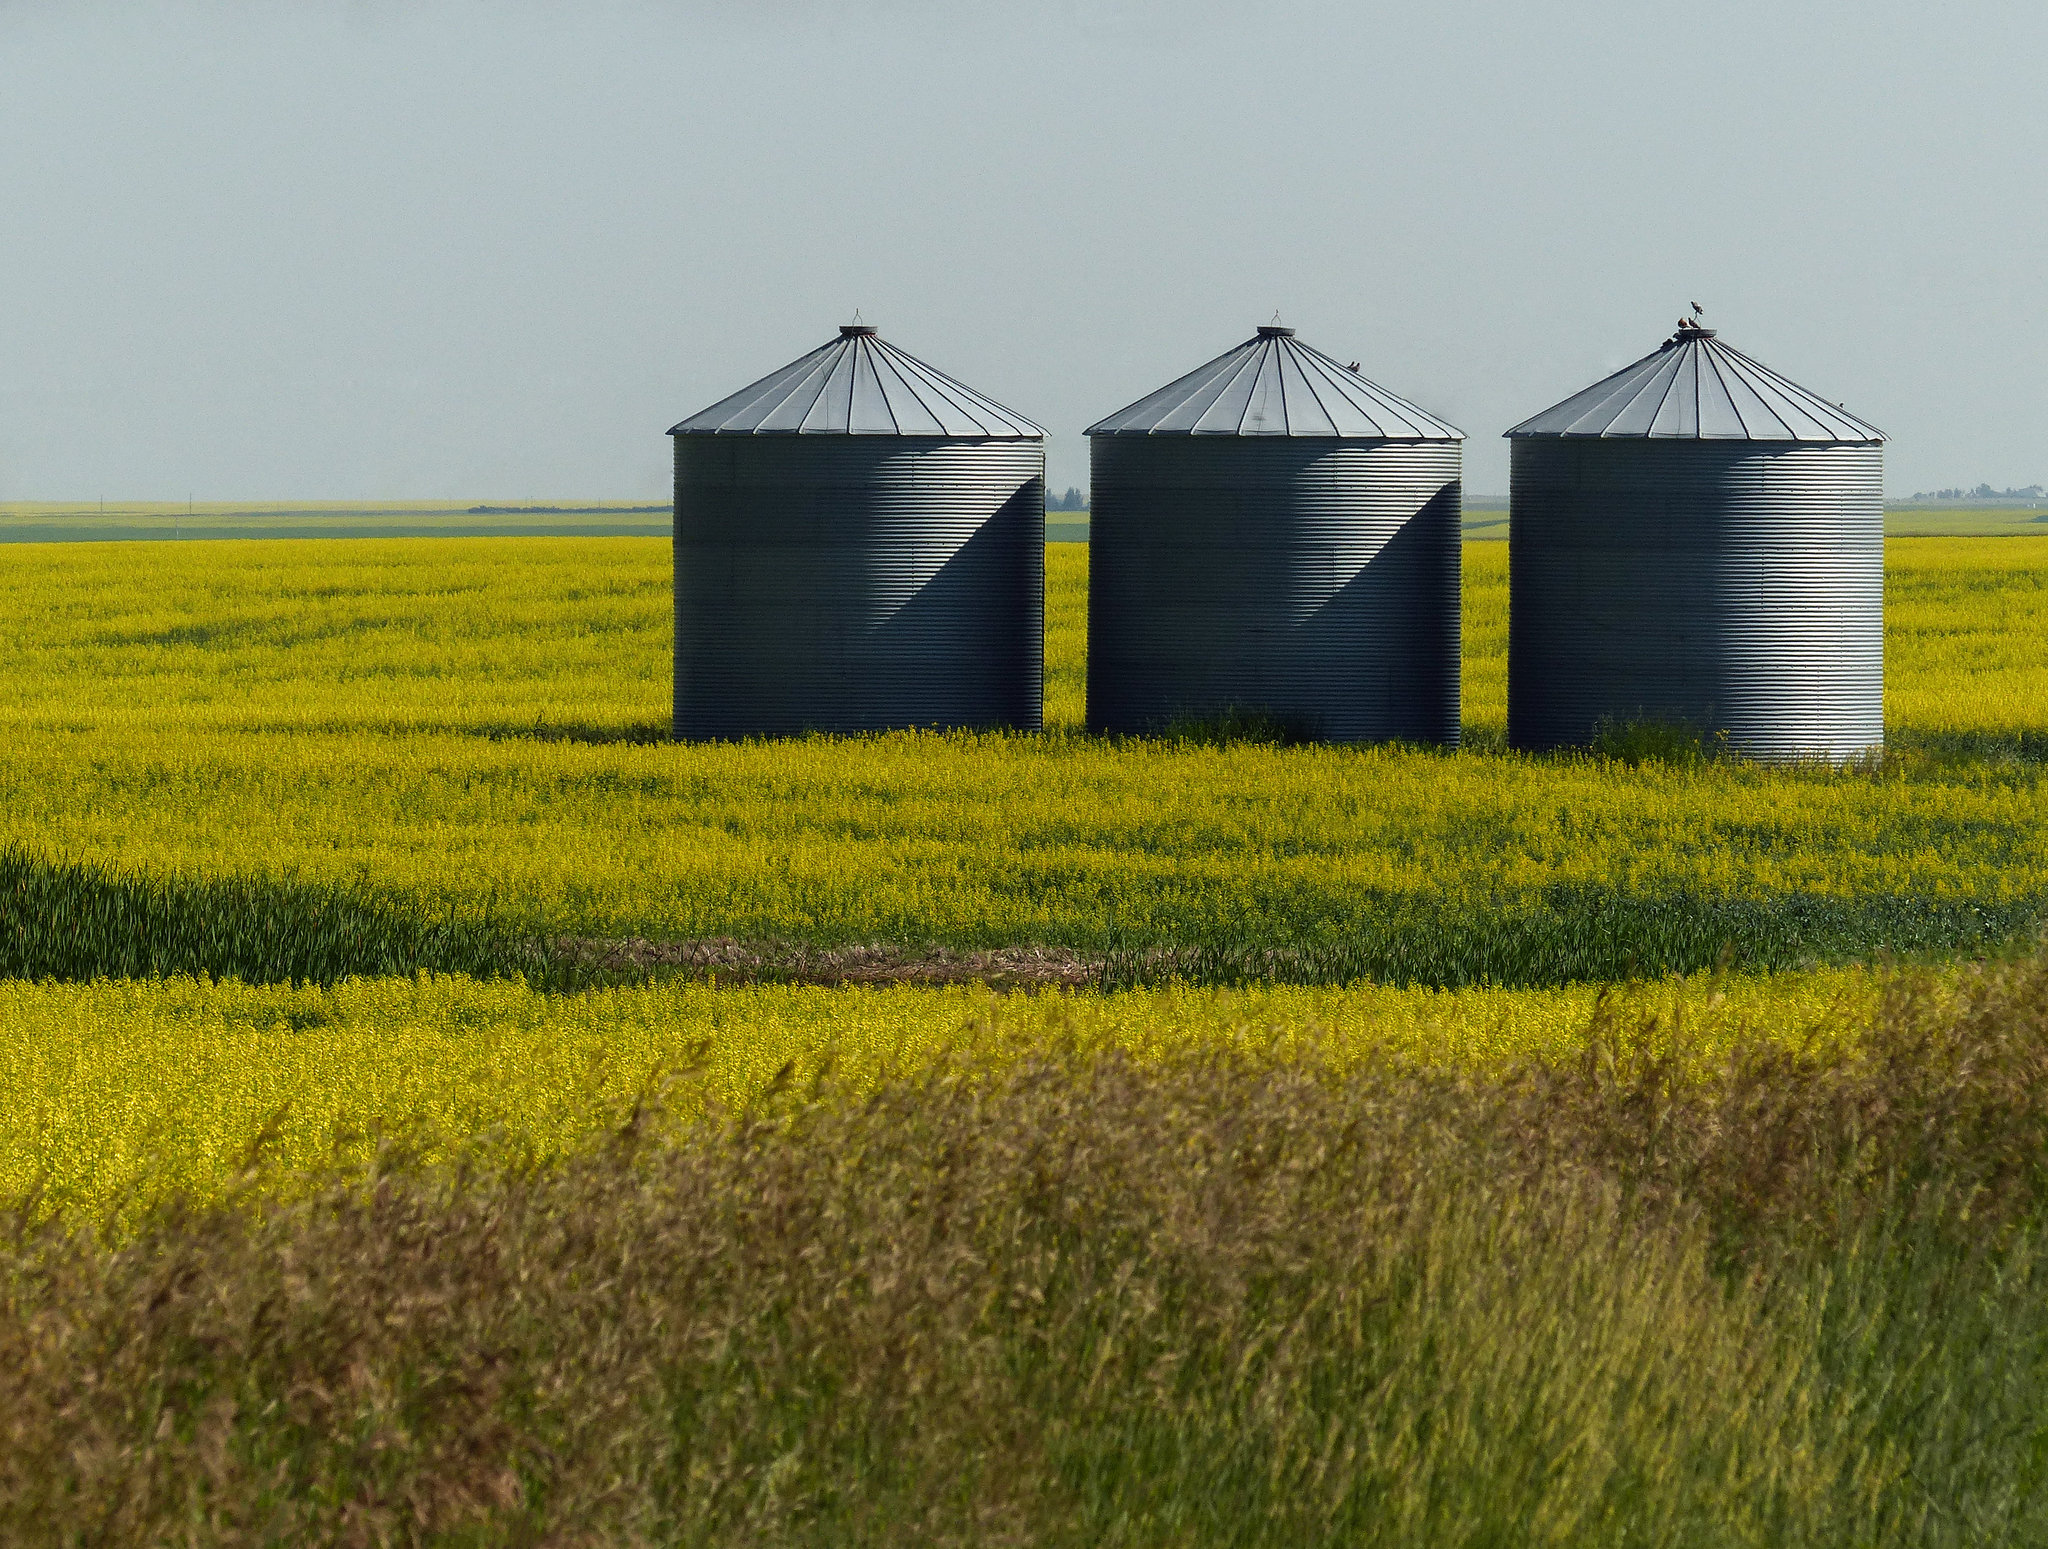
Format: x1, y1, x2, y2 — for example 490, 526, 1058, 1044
1241, 350, 1289, 434
1693, 351, 1748, 438
671, 328, 1042, 438
887, 348, 1029, 436
1275, 348, 1341, 436
1708, 354, 1799, 439
847, 347, 901, 433
1088, 328, 1463, 440
1191, 352, 1267, 433
695, 342, 838, 434
873, 367, 946, 435
1147, 350, 1264, 432
1506, 321, 1885, 442
796, 348, 861, 433
1648, 354, 1701, 438
1594, 351, 1685, 437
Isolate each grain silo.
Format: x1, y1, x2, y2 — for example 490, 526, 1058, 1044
668, 325, 1045, 739
1505, 317, 1886, 762
1084, 326, 1464, 743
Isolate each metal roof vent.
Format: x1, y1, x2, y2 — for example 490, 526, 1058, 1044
1504, 315, 1885, 762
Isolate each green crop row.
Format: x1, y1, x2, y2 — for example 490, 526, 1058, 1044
5, 836, 2039, 992
0, 846, 529, 987
1099, 882, 2045, 990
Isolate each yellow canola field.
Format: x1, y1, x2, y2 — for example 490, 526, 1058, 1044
0, 538, 2045, 945
10, 536, 2042, 741
2, 967, 1888, 1222
1881, 539, 2048, 745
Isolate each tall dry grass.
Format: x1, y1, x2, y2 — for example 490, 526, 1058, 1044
6, 955, 2048, 1545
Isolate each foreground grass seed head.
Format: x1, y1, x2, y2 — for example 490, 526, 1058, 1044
0, 964, 1892, 1223
5, 953, 2048, 1546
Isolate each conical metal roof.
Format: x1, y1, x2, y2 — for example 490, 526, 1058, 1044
1086, 326, 1462, 440
670, 325, 1042, 438
1505, 319, 1884, 442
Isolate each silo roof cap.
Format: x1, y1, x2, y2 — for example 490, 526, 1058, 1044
1086, 327, 1462, 440
671, 327, 1042, 438
1505, 318, 1885, 442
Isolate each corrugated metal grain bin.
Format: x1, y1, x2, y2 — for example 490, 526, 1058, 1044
668, 325, 1045, 739
1084, 326, 1464, 744
1504, 317, 1886, 762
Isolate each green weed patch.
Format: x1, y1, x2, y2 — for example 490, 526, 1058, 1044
0, 846, 529, 986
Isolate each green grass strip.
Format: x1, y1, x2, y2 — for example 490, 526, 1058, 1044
1102, 883, 2046, 990
0, 846, 533, 986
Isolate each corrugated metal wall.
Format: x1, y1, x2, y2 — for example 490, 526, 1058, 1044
1086, 437, 1462, 743
673, 436, 1044, 738
1508, 440, 1884, 761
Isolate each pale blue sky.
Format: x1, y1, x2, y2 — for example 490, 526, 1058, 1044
2, 0, 2042, 501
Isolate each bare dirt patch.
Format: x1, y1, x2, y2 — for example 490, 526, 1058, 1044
551, 936, 1100, 991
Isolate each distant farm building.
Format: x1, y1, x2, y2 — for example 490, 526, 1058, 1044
1084, 326, 1464, 744
1505, 318, 1885, 762
668, 326, 1045, 739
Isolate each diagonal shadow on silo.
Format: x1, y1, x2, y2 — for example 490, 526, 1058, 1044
1290, 481, 1461, 744
861, 479, 1045, 730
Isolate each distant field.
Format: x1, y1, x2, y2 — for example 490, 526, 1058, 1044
8, 500, 2040, 543
1464, 504, 2047, 540
0, 500, 670, 542
1049, 503, 2046, 542
1042, 504, 2048, 543
1884, 503, 2048, 535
